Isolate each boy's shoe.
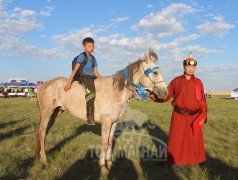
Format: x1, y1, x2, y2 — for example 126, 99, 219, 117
87, 119, 96, 125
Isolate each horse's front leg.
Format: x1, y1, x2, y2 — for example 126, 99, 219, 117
105, 122, 117, 170
100, 118, 112, 172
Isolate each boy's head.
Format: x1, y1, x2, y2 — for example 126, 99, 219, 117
82, 37, 95, 54
83, 37, 94, 45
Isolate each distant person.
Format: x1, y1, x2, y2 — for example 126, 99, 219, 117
33, 88, 37, 94
24, 87, 28, 95
64, 37, 102, 125
150, 52, 207, 166
207, 90, 212, 98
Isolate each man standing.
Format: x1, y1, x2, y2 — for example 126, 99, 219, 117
150, 52, 207, 165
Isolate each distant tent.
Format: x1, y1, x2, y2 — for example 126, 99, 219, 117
19, 80, 29, 87
28, 82, 36, 88
2, 81, 19, 87
1, 78, 36, 88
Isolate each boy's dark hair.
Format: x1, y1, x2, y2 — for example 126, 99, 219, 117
82, 37, 94, 45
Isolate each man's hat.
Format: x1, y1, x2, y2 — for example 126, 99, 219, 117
183, 52, 197, 66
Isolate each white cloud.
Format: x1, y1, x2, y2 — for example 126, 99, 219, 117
0, 2, 226, 78
0, 4, 43, 35
39, 6, 54, 17
131, 3, 198, 38
0, 35, 64, 59
196, 16, 234, 36
183, 45, 223, 59
147, 4, 154, 8
52, 28, 95, 52
110, 17, 129, 23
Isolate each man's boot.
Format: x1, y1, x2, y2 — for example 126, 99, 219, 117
86, 106, 95, 125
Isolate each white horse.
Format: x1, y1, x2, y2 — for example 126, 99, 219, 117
34, 50, 168, 172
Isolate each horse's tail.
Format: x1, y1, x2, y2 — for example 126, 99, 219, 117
35, 87, 42, 157
34, 124, 41, 157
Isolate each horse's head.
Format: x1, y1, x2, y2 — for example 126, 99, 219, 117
139, 50, 168, 99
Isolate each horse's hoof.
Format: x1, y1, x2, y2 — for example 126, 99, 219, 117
106, 160, 113, 170
101, 166, 108, 175
40, 157, 49, 165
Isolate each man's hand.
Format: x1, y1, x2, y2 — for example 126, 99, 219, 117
199, 119, 205, 126
149, 92, 159, 102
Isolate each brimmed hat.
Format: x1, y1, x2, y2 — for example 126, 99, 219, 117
183, 52, 197, 66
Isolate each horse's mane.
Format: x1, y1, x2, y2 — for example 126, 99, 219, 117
112, 59, 143, 92
112, 50, 158, 92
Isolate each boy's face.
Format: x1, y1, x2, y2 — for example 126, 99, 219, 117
83, 42, 94, 53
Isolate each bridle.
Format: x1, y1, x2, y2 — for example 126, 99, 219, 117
143, 66, 164, 85
123, 64, 164, 101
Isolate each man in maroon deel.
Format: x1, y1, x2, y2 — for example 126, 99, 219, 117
150, 52, 207, 165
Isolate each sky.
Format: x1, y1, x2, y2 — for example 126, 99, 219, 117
0, 0, 237, 91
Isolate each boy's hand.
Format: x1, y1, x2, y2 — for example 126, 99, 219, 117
64, 83, 71, 92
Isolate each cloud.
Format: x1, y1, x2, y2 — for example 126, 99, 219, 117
183, 45, 223, 59
196, 16, 234, 36
110, 17, 129, 23
147, 4, 154, 8
52, 28, 95, 52
0, 35, 65, 59
0, 2, 226, 77
0, 4, 43, 35
39, 6, 54, 17
131, 3, 198, 38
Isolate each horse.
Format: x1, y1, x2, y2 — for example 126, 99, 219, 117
34, 50, 168, 172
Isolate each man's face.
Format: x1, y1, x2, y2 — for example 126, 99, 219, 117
184, 65, 196, 76
83, 42, 94, 53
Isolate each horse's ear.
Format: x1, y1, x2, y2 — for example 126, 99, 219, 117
144, 52, 150, 63
144, 51, 158, 63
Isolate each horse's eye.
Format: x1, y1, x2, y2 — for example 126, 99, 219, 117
153, 71, 158, 75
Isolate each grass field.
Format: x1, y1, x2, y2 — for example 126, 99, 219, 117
0, 96, 237, 180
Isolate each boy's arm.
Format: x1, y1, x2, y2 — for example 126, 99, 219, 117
64, 63, 81, 91
94, 67, 102, 78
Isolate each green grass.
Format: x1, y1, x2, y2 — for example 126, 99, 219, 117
0, 96, 237, 180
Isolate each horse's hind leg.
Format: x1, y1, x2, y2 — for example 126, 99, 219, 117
35, 107, 62, 163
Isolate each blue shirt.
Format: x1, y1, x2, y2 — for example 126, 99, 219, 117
76, 53, 98, 76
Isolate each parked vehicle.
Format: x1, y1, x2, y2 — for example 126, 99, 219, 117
231, 88, 238, 99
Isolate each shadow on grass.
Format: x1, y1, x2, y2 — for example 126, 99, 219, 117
139, 121, 179, 180
113, 120, 238, 179
110, 120, 178, 179
0, 125, 30, 142
0, 119, 21, 129
11, 119, 238, 179
56, 149, 101, 180
7, 123, 101, 180
47, 123, 101, 156
108, 149, 138, 180
202, 154, 238, 179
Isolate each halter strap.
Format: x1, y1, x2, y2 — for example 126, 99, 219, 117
123, 68, 148, 101
144, 66, 159, 76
